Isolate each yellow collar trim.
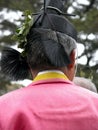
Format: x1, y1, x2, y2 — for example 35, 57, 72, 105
33, 71, 68, 82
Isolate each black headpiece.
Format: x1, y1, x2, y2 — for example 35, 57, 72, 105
33, 0, 77, 40
0, 0, 77, 81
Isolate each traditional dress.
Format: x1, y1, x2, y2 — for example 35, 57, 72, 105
0, 70, 98, 130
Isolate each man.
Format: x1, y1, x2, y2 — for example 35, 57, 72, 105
73, 77, 97, 93
0, 0, 98, 130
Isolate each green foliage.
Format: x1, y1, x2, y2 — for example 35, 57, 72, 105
77, 64, 94, 80
12, 10, 33, 49
0, 0, 34, 11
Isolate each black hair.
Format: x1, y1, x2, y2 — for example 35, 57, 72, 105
0, 47, 30, 80
26, 28, 72, 69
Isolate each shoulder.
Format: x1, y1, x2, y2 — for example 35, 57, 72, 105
72, 82, 98, 106
0, 82, 33, 104
0, 87, 25, 111
0, 85, 34, 129
0, 82, 33, 109
0, 82, 39, 112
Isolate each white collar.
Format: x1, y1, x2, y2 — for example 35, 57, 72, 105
38, 70, 65, 75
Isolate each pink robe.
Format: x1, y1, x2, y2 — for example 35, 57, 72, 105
0, 71, 98, 130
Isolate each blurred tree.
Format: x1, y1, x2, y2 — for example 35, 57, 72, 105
0, 0, 42, 95
0, 71, 11, 95
69, 0, 98, 89
0, 0, 98, 94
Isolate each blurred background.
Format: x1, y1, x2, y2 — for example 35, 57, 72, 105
0, 0, 98, 95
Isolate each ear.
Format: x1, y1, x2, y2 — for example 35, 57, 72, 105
67, 50, 76, 69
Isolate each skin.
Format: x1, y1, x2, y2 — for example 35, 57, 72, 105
65, 50, 76, 81
31, 49, 76, 81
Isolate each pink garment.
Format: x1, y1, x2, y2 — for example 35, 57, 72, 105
0, 77, 98, 130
